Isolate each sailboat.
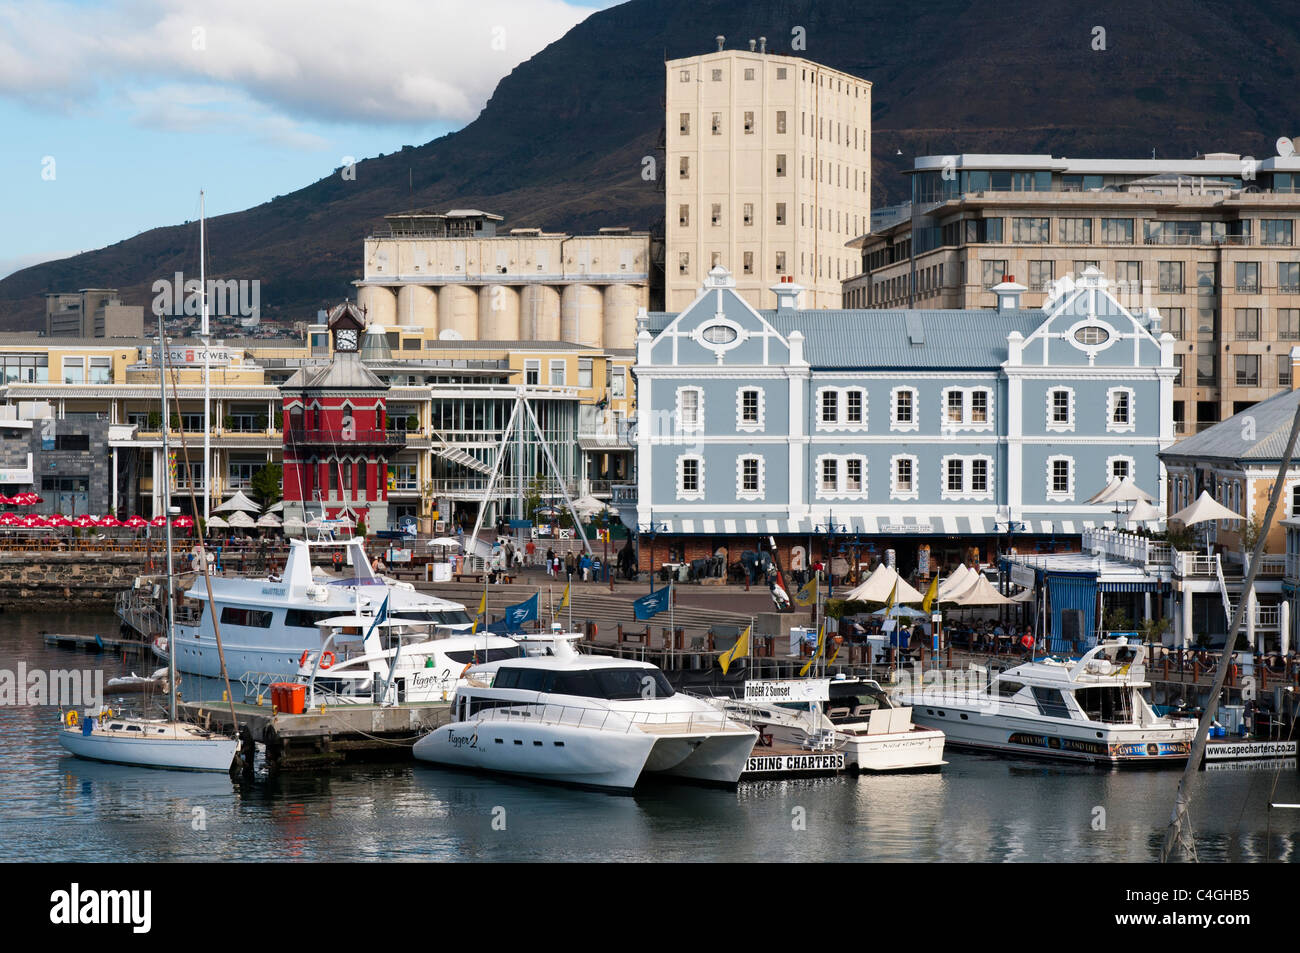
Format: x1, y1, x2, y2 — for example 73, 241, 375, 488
57, 206, 238, 772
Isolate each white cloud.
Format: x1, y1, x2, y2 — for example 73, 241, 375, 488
0, 0, 595, 128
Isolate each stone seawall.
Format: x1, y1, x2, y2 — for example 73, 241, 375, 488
0, 552, 150, 610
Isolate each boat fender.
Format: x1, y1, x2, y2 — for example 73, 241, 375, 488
319, 651, 336, 670
65, 710, 78, 727
299, 650, 311, 669
460, 662, 473, 678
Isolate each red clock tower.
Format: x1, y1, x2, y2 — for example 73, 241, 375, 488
280, 302, 403, 531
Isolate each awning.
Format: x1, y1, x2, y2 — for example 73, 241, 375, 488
640, 516, 1099, 536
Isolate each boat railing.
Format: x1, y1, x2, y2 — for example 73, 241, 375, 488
473, 703, 738, 734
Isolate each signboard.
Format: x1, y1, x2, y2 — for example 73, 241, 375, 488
508, 519, 533, 529
152, 345, 235, 367
881, 524, 932, 534
385, 548, 412, 564
745, 678, 830, 703
1010, 564, 1037, 589
1204, 740, 1297, 761
744, 753, 844, 775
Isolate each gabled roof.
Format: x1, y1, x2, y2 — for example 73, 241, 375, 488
1161, 387, 1300, 464
281, 352, 386, 391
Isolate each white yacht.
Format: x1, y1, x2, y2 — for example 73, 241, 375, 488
704, 676, 946, 772
58, 710, 237, 772
413, 642, 759, 792
897, 639, 1197, 764
168, 538, 471, 680
293, 616, 525, 706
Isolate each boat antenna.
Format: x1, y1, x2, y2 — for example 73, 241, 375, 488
1160, 396, 1300, 861
165, 357, 243, 776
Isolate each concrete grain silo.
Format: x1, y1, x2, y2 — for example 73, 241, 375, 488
561, 284, 604, 348
602, 284, 640, 350
478, 284, 521, 340
397, 285, 437, 333
521, 285, 562, 341
437, 285, 479, 340
357, 285, 397, 327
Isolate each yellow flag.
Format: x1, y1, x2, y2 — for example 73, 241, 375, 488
793, 577, 818, 607
799, 622, 825, 677
883, 580, 897, 616
471, 591, 487, 633
827, 635, 843, 666
921, 575, 939, 614
553, 583, 570, 621
718, 625, 751, 675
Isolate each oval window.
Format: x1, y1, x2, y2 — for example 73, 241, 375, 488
1074, 325, 1109, 346
702, 324, 738, 345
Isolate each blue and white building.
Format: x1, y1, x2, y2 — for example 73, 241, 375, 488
629, 265, 1176, 574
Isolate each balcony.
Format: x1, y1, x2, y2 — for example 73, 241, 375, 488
1083, 528, 1172, 568
286, 429, 406, 449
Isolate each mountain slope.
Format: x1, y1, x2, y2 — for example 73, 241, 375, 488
3, 0, 1296, 329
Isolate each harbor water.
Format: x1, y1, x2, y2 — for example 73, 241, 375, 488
4, 611, 1299, 863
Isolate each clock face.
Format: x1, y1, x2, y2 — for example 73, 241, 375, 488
336, 328, 359, 351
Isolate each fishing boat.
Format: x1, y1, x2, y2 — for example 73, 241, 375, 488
413, 638, 758, 792
897, 638, 1197, 764
701, 676, 946, 772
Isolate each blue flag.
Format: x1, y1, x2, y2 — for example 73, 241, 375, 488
495, 593, 538, 632
365, 593, 390, 641
634, 587, 670, 621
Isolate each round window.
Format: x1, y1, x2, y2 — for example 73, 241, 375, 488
702, 324, 738, 345
1074, 325, 1110, 346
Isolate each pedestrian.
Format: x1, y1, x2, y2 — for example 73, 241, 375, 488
1020, 629, 1034, 658
580, 551, 591, 582
545, 547, 554, 577
525, 538, 536, 566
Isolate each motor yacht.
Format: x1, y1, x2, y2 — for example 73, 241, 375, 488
897, 638, 1197, 764
413, 641, 758, 792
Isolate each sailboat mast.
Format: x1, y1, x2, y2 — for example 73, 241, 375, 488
158, 311, 177, 723
200, 190, 210, 523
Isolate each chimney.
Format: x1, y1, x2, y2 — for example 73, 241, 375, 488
990, 275, 1027, 313
715, 35, 725, 52
748, 39, 756, 51
770, 275, 805, 313
759, 36, 767, 53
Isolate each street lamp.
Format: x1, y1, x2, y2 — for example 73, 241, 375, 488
639, 511, 668, 593
814, 511, 848, 597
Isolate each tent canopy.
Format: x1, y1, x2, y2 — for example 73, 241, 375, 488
841, 564, 925, 604
948, 574, 1013, 606
214, 490, 261, 513
1126, 499, 1164, 522
937, 565, 975, 601
1169, 490, 1241, 526
1091, 476, 1155, 505
226, 511, 257, 528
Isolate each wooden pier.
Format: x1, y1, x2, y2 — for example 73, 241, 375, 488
43, 632, 150, 653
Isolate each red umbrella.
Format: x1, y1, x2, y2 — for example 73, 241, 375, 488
72, 515, 98, 528
45, 514, 72, 528
0, 513, 19, 526
172, 515, 195, 528
19, 515, 48, 528
97, 515, 123, 528
13, 493, 41, 506
150, 515, 168, 527
0, 494, 13, 505
123, 515, 148, 528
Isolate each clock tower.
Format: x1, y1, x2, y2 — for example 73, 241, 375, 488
279, 302, 402, 531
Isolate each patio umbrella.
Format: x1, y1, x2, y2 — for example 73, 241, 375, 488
71, 515, 98, 528
1127, 499, 1164, 523
226, 511, 256, 528
19, 515, 48, 528
213, 490, 261, 513
45, 514, 72, 528
0, 513, 20, 526
149, 515, 168, 527
1102, 478, 1155, 504
937, 564, 974, 601
205, 514, 229, 530
256, 513, 282, 528
123, 515, 148, 529
0, 494, 12, 505
841, 563, 925, 604
96, 515, 123, 528
571, 494, 613, 518
266, 500, 285, 513
1086, 477, 1122, 505
430, 536, 462, 548
12, 493, 42, 506
282, 517, 306, 534
1169, 490, 1242, 526
172, 515, 195, 529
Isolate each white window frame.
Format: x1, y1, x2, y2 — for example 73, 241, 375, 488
1046, 455, 1075, 501
548, 359, 566, 386
676, 386, 704, 435
736, 455, 765, 501
816, 386, 839, 428
890, 453, 919, 501
1046, 386, 1076, 433
676, 454, 705, 501
1106, 386, 1136, 434
736, 386, 765, 433
890, 386, 919, 433
1106, 455, 1136, 484
816, 385, 867, 432
941, 386, 994, 433
813, 453, 867, 500
939, 453, 994, 501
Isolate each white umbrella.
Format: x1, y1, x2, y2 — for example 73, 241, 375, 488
205, 514, 228, 530
256, 513, 282, 528
1127, 499, 1164, 523
430, 536, 462, 548
227, 510, 256, 528
283, 517, 307, 534
937, 564, 974, 601
842, 563, 925, 603
266, 500, 285, 513
1086, 477, 1121, 505
214, 490, 261, 513
571, 494, 613, 517
1096, 477, 1154, 504
948, 574, 1013, 606
1169, 490, 1242, 526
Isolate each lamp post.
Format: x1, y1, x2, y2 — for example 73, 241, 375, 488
814, 511, 847, 598
639, 511, 668, 593
997, 519, 1026, 628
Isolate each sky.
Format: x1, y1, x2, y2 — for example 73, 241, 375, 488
0, 0, 621, 279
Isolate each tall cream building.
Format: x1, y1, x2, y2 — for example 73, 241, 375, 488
664, 38, 871, 311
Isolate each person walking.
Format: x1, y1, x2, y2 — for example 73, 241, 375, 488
580, 551, 591, 582
545, 547, 554, 577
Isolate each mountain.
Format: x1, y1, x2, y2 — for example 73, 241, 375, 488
3, 0, 1297, 330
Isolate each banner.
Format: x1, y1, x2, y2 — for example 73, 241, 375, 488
634, 587, 670, 621
503, 593, 538, 630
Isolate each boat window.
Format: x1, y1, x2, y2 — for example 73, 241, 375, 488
828, 684, 891, 711
514, 669, 555, 692
1076, 686, 1134, 724
1031, 686, 1072, 718
444, 647, 522, 664
285, 609, 339, 629
493, 669, 519, 689
992, 680, 1024, 698
220, 607, 273, 628
593, 668, 675, 700
551, 670, 600, 697
126, 725, 143, 732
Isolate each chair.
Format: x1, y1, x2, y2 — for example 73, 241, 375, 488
827, 706, 851, 719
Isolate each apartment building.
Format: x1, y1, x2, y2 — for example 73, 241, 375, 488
45, 289, 144, 338
845, 151, 1300, 433
665, 38, 871, 311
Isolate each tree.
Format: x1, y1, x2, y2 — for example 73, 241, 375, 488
250, 463, 283, 506
1240, 516, 1264, 553
1102, 606, 1133, 633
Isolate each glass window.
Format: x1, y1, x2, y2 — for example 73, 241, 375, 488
1235, 308, 1260, 340
821, 458, 838, 492
845, 390, 862, 423
549, 360, 565, 386
679, 390, 699, 430
845, 459, 862, 492
946, 459, 964, 492
1100, 218, 1134, 243
1197, 342, 1217, 385
895, 458, 913, 492
743, 203, 753, 226
1052, 459, 1071, 494
971, 459, 989, 493
1164, 308, 1186, 337
946, 390, 964, 423
1111, 459, 1130, 480
1112, 390, 1130, 424
578, 358, 592, 389
89, 356, 112, 383
680, 458, 699, 493
741, 458, 759, 492
1280, 353, 1292, 388
970, 390, 988, 423
1262, 219, 1293, 246
895, 389, 913, 423
776, 110, 786, 134
678, 204, 689, 227
1052, 389, 1070, 424
741, 389, 759, 423
982, 260, 1008, 289
776, 202, 786, 225
679, 112, 689, 135
1012, 217, 1049, 243
1059, 218, 1092, 243
679, 157, 689, 179
524, 360, 539, 386
821, 390, 838, 423
1236, 261, 1260, 292
1028, 260, 1053, 291
1236, 354, 1260, 386
776, 154, 786, 177
1158, 261, 1184, 292
62, 358, 84, 384
610, 367, 626, 398
1280, 309, 1300, 341
743, 110, 754, 133
1280, 262, 1300, 292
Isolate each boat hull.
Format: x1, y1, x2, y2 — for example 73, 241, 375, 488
648, 730, 758, 784
58, 727, 237, 772
841, 729, 947, 772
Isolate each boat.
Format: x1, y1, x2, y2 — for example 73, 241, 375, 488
163, 537, 472, 681
701, 676, 946, 772
413, 639, 759, 792
58, 296, 239, 773
105, 668, 170, 694
897, 638, 1197, 765
292, 614, 526, 706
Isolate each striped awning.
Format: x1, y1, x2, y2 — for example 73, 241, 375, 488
646, 516, 1097, 537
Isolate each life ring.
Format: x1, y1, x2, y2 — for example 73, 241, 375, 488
65, 710, 78, 727
299, 650, 311, 669
1231, 662, 1239, 679
319, 651, 336, 670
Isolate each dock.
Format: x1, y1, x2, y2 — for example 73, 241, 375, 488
43, 632, 150, 653
740, 744, 847, 779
